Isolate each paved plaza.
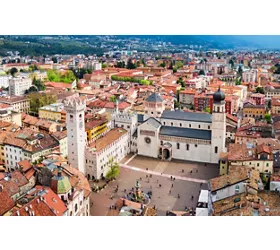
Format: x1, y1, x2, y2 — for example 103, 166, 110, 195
90, 155, 219, 216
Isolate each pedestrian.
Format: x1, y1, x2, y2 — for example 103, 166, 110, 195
190, 170, 192, 174
196, 169, 198, 173
177, 194, 180, 199
140, 177, 142, 181
173, 177, 175, 181
150, 174, 152, 178
146, 168, 148, 171
146, 175, 148, 178
170, 176, 173, 180
169, 190, 171, 194
191, 195, 194, 200
171, 183, 173, 188
182, 169, 184, 173
159, 184, 161, 188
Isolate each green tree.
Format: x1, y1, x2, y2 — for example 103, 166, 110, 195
32, 78, 46, 91
229, 59, 234, 69
140, 80, 151, 85
237, 65, 243, 79
264, 113, 272, 123
110, 95, 117, 102
174, 100, 180, 109
102, 63, 108, 69
28, 92, 57, 114
126, 59, 136, 69
190, 103, 194, 110
47, 70, 75, 83
198, 70, 205, 75
106, 157, 120, 180
10, 67, 18, 77
204, 107, 211, 113
175, 61, 184, 69
116, 61, 125, 68
159, 62, 166, 67
256, 87, 265, 94
168, 62, 173, 70
268, 99, 272, 109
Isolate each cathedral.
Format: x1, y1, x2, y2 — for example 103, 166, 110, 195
137, 88, 227, 164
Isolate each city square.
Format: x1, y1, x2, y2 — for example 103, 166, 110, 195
90, 155, 219, 216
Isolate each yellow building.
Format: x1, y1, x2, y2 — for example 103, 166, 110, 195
85, 116, 108, 142
219, 152, 229, 175
220, 143, 274, 175
243, 104, 266, 120
39, 103, 65, 122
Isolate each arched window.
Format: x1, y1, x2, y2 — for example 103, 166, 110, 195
75, 204, 78, 212
70, 115, 73, 120
180, 123, 182, 127
198, 125, 201, 128
177, 143, 180, 149
171, 122, 173, 126
186, 144, 189, 151
215, 146, 218, 154
79, 114, 82, 120
217, 107, 220, 113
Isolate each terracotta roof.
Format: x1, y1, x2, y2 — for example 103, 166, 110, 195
0, 189, 15, 215
256, 144, 271, 154
45, 82, 72, 89
210, 166, 249, 192
17, 160, 32, 172
227, 144, 255, 161
88, 128, 127, 153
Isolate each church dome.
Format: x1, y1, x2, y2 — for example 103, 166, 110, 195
213, 87, 225, 103
50, 168, 71, 194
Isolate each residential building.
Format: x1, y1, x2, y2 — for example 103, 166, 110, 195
271, 97, 280, 114
243, 104, 266, 120
9, 77, 32, 96
0, 75, 10, 88
3, 129, 59, 170
0, 96, 30, 113
85, 114, 109, 142
39, 103, 66, 122
51, 131, 68, 157
85, 128, 130, 180
179, 89, 196, 106
250, 93, 265, 105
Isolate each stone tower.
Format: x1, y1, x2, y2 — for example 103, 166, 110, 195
211, 87, 226, 163
64, 97, 87, 175
144, 92, 165, 120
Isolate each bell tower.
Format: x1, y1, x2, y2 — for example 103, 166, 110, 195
211, 87, 226, 163
64, 97, 87, 175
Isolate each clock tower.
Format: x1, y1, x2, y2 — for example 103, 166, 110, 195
64, 97, 87, 175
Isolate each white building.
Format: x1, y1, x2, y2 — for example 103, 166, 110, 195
137, 89, 227, 164
196, 190, 209, 216
242, 69, 257, 83
63, 97, 87, 175
85, 128, 130, 180
0, 75, 10, 88
9, 77, 32, 96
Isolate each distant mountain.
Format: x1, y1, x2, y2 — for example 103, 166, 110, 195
117, 35, 280, 50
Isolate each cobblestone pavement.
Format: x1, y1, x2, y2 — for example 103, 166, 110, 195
90, 155, 219, 216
